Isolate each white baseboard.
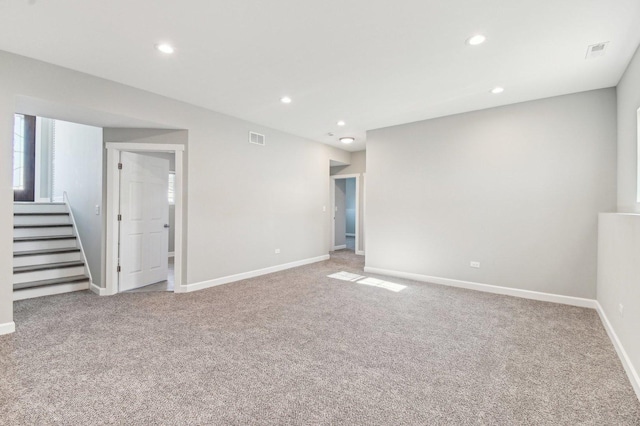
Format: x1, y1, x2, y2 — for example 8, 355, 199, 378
356, 250, 365, 256
13, 281, 90, 301
168, 252, 175, 258
345, 233, 355, 237
595, 302, 640, 401
332, 245, 347, 251
0, 321, 15, 335
183, 254, 330, 293
90, 282, 110, 296
363, 266, 597, 309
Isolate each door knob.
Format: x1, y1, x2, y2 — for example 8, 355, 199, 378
164, 224, 170, 228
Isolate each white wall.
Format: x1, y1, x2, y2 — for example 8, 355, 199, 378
0, 50, 350, 328
366, 89, 617, 299
617, 44, 640, 213
331, 150, 366, 252
51, 119, 103, 284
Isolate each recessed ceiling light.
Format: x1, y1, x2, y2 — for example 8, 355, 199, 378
340, 137, 355, 144
337, 120, 346, 126
280, 96, 292, 104
156, 43, 175, 54
466, 34, 486, 46
491, 86, 504, 94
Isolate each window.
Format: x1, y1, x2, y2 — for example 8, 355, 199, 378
13, 113, 36, 201
168, 172, 175, 204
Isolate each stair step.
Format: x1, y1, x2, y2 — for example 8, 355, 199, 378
13, 275, 89, 291
14, 224, 73, 228
14, 235, 77, 242
14, 248, 81, 257
14, 260, 85, 274
14, 202, 66, 205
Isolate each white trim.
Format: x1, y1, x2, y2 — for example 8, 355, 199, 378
330, 173, 360, 253
105, 142, 185, 295
168, 251, 175, 258
90, 282, 109, 296
63, 192, 93, 284
363, 266, 597, 308
182, 254, 330, 293
0, 322, 16, 335
595, 302, 640, 401
13, 281, 89, 301
332, 245, 347, 251
356, 250, 365, 256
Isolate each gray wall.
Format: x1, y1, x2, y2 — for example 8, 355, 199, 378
345, 178, 356, 235
0, 50, 350, 327
50, 119, 103, 285
334, 179, 346, 247
331, 150, 366, 253
366, 89, 617, 299
617, 43, 640, 213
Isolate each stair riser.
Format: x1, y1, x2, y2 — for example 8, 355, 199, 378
13, 239, 78, 253
13, 266, 86, 285
14, 227, 74, 238
13, 204, 68, 214
14, 215, 71, 226
13, 252, 83, 268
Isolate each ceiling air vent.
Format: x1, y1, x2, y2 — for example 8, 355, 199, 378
586, 42, 609, 59
249, 131, 265, 146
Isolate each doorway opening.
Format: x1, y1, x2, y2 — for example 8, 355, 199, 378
105, 143, 184, 295
330, 174, 361, 253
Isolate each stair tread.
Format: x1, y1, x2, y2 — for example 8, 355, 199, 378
14, 235, 77, 242
14, 248, 81, 257
14, 202, 66, 205
14, 224, 72, 228
14, 212, 69, 216
13, 275, 89, 291
14, 260, 84, 273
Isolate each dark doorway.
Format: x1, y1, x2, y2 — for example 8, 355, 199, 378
13, 114, 36, 202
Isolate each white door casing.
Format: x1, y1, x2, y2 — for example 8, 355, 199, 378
119, 151, 169, 291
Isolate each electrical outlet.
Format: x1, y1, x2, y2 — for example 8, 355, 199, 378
470, 261, 480, 268
275, 249, 280, 254
619, 303, 624, 317
95, 205, 101, 215
323, 205, 326, 212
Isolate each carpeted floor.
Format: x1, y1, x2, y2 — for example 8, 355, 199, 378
1, 251, 639, 425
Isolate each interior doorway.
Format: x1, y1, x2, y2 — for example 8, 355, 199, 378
105, 143, 184, 295
330, 174, 360, 253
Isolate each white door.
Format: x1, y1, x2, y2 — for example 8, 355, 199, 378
119, 151, 169, 291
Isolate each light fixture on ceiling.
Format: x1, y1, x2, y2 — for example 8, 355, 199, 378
466, 34, 486, 46
280, 96, 292, 104
156, 43, 175, 54
340, 137, 355, 144
491, 86, 504, 94
337, 120, 346, 126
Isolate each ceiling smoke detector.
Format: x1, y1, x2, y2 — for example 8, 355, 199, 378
586, 42, 609, 59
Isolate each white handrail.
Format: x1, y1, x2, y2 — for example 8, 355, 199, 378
63, 192, 94, 285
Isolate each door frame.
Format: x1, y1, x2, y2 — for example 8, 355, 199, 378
330, 174, 360, 253
105, 142, 185, 295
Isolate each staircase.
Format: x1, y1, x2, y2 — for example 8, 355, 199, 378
13, 202, 90, 301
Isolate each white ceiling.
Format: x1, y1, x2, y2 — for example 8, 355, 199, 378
1, 0, 639, 152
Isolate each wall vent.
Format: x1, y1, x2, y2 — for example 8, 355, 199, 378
585, 42, 609, 59
249, 131, 265, 146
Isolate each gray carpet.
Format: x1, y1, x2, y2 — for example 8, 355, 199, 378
1, 251, 639, 425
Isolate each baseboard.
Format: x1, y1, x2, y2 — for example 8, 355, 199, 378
90, 282, 109, 296
356, 250, 365, 256
363, 266, 597, 309
595, 302, 640, 401
13, 281, 90, 301
0, 321, 15, 335
332, 245, 347, 251
168, 252, 175, 258
184, 254, 330, 293
345, 233, 355, 237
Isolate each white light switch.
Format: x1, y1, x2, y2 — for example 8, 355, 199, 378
323, 205, 326, 212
